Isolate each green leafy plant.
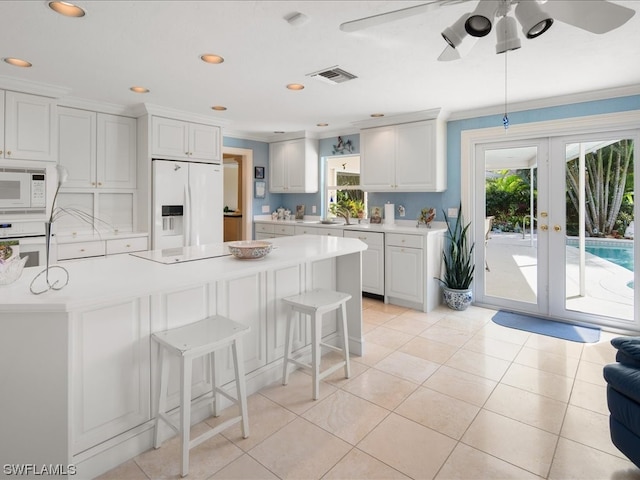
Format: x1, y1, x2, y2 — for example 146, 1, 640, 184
438, 204, 475, 290
329, 198, 365, 224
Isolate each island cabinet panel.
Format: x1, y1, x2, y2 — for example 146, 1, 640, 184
216, 272, 268, 382
71, 297, 151, 455
266, 263, 306, 363
150, 284, 213, 412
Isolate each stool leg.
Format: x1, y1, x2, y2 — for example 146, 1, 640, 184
340, 301, 351, 379
154, 346, 169, 449
311, 311, 321, 400
210, 350, 220, 417
180, 355, 193, 478
232, 338, 250, 439
282, 307, 294, 385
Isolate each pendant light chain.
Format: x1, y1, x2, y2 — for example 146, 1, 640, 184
503, 29, 510, 131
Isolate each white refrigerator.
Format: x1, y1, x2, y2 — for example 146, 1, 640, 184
152, 159, 223, 250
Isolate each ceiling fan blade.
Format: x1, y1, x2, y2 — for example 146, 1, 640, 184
340, 0, 468, 33
543, 0, 636, 34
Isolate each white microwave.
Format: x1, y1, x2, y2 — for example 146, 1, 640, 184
0, 168, 47, 215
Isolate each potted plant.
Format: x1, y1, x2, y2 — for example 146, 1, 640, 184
438, 204, 475, 310
329, 197, 365, 225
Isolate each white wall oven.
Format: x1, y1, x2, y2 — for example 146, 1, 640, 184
0, 221, 47, 267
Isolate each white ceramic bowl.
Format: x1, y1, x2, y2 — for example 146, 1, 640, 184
227, 241, 273, 260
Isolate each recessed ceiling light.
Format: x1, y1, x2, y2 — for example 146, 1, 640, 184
370, 113, 385, 118
317, 123, 329, 127
200, 54, 224, 64
286, 83, 305, 91
48, 1, 86, 17
3, 57, 32, 68
130, 86, 149, 93
211, 105, 227, 111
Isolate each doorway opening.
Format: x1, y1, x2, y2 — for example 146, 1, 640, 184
222, 146, 253, 241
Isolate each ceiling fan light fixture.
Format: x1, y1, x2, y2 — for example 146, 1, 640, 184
465, 0, 500, 37
441, 13, 469, 49
514, 0, 553, 38
495, 15, 521, 54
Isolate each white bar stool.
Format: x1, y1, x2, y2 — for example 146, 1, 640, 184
152, 315, 250, 477
282, 288, 352, 400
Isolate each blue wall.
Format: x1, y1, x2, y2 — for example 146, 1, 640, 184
225, 94, 640, 224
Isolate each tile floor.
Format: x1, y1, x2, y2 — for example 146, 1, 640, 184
98, 298, 640, 480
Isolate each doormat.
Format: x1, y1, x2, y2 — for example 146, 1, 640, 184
492, 310, 600, 343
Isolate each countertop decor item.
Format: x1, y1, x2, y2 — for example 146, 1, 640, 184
227, 240, 273, 259
418, 207, 436, 228
0, 255, 27, 285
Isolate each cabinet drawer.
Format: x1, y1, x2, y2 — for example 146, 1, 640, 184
316, 227, 343, 237
344, 230, 384, 246
294, 225, 320, 236
273, 224, 295, 236
255, 223, 275, 234
57, 241, 105, 260
106, 237, 148, 255
386, 233, 423, 249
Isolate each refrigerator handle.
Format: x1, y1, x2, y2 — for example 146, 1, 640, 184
184, 184, 191, 246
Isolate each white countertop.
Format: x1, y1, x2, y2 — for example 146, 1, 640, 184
0, 235, 366, 312
254, 217, 447, 235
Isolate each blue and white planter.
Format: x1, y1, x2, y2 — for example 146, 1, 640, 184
443, 287, 473, 311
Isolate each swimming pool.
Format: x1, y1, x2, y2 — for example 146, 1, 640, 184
566, 238, 634, 272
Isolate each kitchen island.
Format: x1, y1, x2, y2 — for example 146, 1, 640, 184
0, 235, 366, 479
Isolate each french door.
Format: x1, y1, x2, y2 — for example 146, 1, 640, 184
474, 131, 639, 331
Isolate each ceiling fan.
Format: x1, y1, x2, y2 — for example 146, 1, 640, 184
340, 0, 636, 61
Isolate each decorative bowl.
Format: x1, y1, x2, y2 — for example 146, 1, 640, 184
0, 255, 28, 285
227, 241, 273, 260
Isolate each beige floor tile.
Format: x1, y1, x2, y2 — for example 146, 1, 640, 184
95, 459, 148, 480
434, 313, 488, 334
445, 348, 511, 382
135, 421, 243, 479
524, 334, 584, 359
214, 394, 296, 452
323, 448, 410, 479
398, 336, 459, 364
463, 334, 524, 361
581, 340, 618, 365
342, 368, 418, 410
514, 346, 580, 378
501, 363, 573, 402
420, 323, 477, 348
576, 359, 608, 386
247, 417, 351, 480
302, 390, 389, 445
395, 386, 480, 439
548, 438, 640, 480
398, 308, 445, 324
484, 383, 568, 434
323, 354, 369, 387
423, 365, 497, 406
475, 321, 531, 345
351, 341, 394, 367
364, 325, 413, 350
569, 379, 609, 414
363, 308, 396, 326
461, 410, 558, 477
259, 370, 336, 415
383, 315, 433, 335
358, 413, 457, 479
210, 454, 279, 479
366, 302, 408, 315
373, 350, 440, 384
560, 405, 622, 458
435, 442, 541, 480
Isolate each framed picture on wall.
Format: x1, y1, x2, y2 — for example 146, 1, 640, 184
254, 166, 265, 179
254, 180, 266, 199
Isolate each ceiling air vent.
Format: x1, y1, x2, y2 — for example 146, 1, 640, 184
308, 66, 358, 85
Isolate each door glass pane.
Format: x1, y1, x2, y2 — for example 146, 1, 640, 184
564, 139, 634, 321
484, 147, 538, 304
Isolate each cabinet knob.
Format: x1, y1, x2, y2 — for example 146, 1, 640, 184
185, 152, 189, 155
0, 150, 3, 155
98, 182, 102, 186
80, 249, 85, 252
6, 150, 11, 156
126, 244, 131, 248
91, 182, 96, 186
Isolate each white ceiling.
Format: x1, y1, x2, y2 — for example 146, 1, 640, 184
1, 1, 639, 140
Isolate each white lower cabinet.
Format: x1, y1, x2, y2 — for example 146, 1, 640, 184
344, 230, 384, 295
385, 233, 424, 304
71, 297, 151, 454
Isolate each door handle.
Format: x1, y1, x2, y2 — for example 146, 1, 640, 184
554, 225, 562, 232
540, 225, 548, 231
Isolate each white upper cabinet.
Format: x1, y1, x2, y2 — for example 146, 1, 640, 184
58, 107, 136, 189
2, 90, 57, 162
269, 137, 318, 193
361, 119, 446, 192
151, 116, 221, 162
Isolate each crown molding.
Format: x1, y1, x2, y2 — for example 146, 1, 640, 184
448, 84, 640, 122
352, 108, 442, 129
0, 75, 72, 98
57, 96, 139, 116
139, 103, 229, 127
